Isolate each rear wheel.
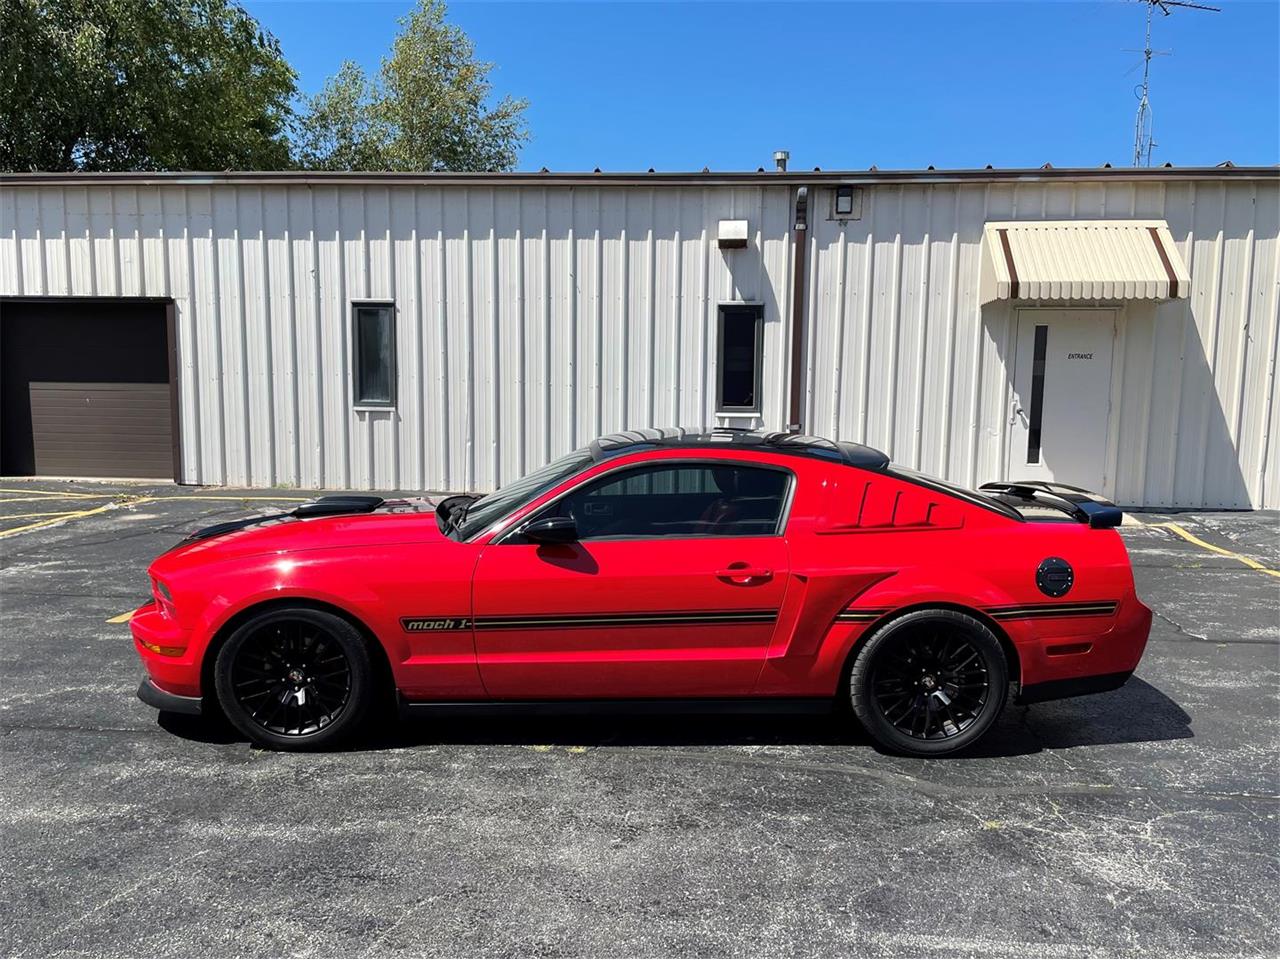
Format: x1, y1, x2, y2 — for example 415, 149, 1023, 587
849, 609, 1008, 756
213, 607, 373, 750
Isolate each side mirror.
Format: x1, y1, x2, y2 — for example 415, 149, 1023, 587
522, 515, 578, 544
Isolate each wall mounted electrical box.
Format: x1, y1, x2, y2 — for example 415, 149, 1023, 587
717, 219, 749, 249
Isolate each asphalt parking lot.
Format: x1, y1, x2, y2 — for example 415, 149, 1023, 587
0, 480, 1276, 958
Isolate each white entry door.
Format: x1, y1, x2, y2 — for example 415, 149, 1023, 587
1007, 309, 1116, 491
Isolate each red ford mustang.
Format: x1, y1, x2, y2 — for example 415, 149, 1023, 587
131, 428, 1152, 756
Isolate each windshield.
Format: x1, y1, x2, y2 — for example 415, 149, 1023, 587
454, 448, 594, 539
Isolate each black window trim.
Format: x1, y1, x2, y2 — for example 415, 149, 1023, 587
715, 302, 765, 415
493, 457, 798, 544
351, 299, 397, 409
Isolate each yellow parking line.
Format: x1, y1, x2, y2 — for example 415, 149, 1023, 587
106, 610, 136, 624
0, 487, 107, 499
149, 494, 310, 502
0, 503, 118, 539
1, 490, 310, 541
0, 495, 115, 504
0, 510, 88, 519
1150, 521, 1280, 579
0, 488, 308, 503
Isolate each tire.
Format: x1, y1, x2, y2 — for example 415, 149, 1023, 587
849, 608, 1008, 757
213, 606, 374, 750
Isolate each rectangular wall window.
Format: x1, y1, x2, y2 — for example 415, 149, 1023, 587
716, 304, 764, 414
352, 303, 396, 407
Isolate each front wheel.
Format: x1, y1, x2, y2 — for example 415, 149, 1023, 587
213, 607, 374, 750
849, 609, 1008, 757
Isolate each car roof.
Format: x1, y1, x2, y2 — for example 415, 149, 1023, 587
588, 427, 891, 471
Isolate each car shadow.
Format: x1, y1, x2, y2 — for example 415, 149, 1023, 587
157, 676, 1192, 759
950, 677, 1194, 759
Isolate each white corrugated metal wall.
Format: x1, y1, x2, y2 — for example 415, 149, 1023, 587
1, 173, 1276, 508
0, 182, 794, 492
805, 177, 1279, 509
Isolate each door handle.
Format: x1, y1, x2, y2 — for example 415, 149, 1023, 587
715, 564, 773, 584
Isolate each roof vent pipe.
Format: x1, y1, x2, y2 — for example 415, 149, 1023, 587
773, 150, 789, 172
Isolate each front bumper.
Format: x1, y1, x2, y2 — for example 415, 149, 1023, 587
130, 600, 203, 698
137, 677, 203, 715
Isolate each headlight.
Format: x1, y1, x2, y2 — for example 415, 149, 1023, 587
153, 580, 178, 620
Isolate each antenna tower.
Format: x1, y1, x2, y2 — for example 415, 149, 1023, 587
1131, 0, 1220, 167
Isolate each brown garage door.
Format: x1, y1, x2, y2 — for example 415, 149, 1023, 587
29, 382, 173, 477
1, 300, 175, 479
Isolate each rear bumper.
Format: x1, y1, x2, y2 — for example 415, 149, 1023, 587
1011, 592, 1153, 694
137, 676, 203, 715
1016, 669, 1132, 705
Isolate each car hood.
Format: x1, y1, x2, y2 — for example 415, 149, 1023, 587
157, 497, 448, 568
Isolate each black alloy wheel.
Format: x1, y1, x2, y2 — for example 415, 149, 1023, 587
849, 609, 1008, 757
214, 607, 374, 750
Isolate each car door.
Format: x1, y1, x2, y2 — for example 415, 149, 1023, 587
471, 459, 793, 699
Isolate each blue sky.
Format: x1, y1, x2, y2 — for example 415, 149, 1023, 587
244, 0, 1280, 171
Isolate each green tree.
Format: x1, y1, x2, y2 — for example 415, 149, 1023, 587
291, 61, 389, 173
0, 0, 296, 172
294, 0, 528, 172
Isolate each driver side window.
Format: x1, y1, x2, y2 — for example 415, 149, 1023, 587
546, 462, 790, 540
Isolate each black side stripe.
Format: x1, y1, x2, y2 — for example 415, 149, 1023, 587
405, 602, 1118, 635
478, 611, 778, 630
834, 602, 1119, 625
401, 610, 781, 632
986, 601, 1118, 620
835, 608, 891, 623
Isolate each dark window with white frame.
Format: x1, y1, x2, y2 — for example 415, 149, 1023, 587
717, 304, 764, 414
352, 303, 396, 407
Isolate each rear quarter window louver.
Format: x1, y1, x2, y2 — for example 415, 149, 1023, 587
818, 479, 965, 534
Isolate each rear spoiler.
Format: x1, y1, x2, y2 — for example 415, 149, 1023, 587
978, 481, 1124, 529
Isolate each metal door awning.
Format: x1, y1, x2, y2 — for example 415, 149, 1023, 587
980, 219, 1190, 303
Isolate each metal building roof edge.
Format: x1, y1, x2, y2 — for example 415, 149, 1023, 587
1, 165, 1277, 188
